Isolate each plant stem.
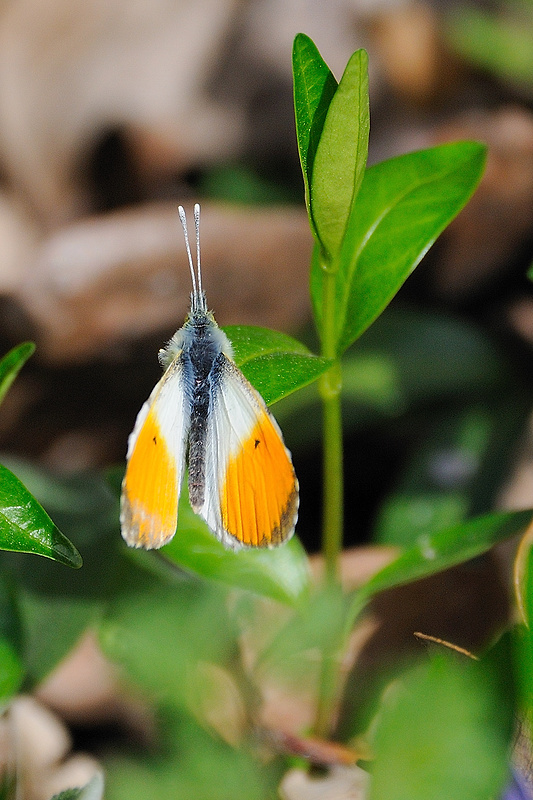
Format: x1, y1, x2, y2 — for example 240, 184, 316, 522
315, 367, 344, 738
318, 263, 344, 586
320, 370, 343, 584
313, 260, 345, 739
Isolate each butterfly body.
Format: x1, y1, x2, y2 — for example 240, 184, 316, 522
120, 206, 298, 551
162, 304, 233, 515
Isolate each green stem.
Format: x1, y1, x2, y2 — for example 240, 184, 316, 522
318, 264, 344, 585
320, 371, 343, 584
312, 261, 345, 739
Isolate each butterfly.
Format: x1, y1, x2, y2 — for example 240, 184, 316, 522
120, 204, 299, 550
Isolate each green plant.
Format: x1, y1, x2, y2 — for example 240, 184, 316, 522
0, 343, 81, 718
0, 343, 80, 569
1, 32, 532, 800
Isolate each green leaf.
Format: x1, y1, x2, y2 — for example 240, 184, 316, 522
311, 142, 487, 354
514, 528, 533, 731
369, 647, 513, 800
513, 623, 533, 741
49, 773, 104, 800
350, 508, 533, 624
292, 33, 338, 240
0, 465, 82, 568
162, 492, 310, 607
0, 342, 34, 407
223, 325, 330, 405
311, 48, 369, 259
226, 324, 311, 360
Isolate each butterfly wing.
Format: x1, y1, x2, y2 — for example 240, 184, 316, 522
195, 356, 299, 549
120, 355, 190, 548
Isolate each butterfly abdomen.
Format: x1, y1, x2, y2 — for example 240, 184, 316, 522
186, 315, 227, 510
188, 381, 210, 509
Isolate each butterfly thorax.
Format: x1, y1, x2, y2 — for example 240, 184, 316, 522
159, 306, 233, 370
186, 312, 228, 378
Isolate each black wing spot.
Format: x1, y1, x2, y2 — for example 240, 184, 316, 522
153, 435, 157, 445
254, 439, 260, 449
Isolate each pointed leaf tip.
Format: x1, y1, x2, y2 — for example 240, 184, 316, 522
0, 465, 82, 568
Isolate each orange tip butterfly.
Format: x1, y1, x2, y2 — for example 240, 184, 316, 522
120, 203, 299, 550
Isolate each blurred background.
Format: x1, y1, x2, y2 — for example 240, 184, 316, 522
1, 0, 533, 551
2, 1, 533, 797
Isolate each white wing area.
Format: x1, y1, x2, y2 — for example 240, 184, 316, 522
120, 357, 190, 548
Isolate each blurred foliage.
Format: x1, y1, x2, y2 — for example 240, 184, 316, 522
198, 162, 299, 206
0, 31, 532, 800
369, 642, 514, 800
447, 1, 533, 88
104, 706, 281, 800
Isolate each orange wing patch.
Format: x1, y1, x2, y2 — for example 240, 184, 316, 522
221, 409, 298, 547
121, 408, 179, 548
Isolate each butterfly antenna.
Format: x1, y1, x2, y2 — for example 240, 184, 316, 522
194, 203, 204, 306
178, 205, 198, 311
